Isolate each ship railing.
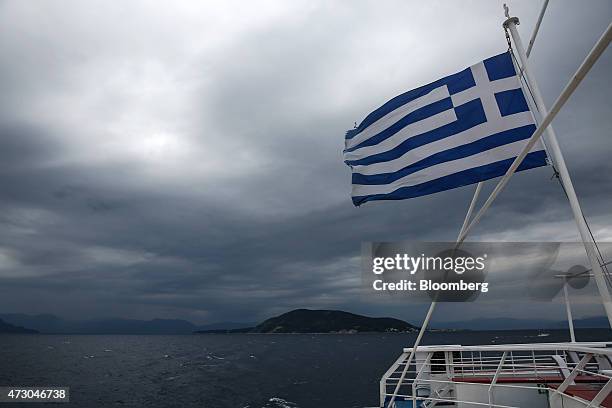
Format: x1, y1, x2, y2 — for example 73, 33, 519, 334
380, 342, 612, 407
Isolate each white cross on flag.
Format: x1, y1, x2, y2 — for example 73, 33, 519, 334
344, 52, 548, 206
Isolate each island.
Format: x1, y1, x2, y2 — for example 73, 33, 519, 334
194, 309, 418, 334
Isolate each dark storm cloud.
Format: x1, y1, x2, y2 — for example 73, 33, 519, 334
0, 0, 611, 325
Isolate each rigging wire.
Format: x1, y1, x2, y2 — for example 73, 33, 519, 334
553, 167, 612, 287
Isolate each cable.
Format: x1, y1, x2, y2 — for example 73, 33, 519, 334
552, 165, 612, 288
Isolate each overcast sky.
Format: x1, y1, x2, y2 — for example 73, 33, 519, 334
0, 0, 611, 325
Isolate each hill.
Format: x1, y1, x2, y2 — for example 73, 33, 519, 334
251, 309, 418, 333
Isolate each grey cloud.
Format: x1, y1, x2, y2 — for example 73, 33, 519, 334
0, 0, 611, 325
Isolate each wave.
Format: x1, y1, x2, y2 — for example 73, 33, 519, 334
263, 397, 298, 408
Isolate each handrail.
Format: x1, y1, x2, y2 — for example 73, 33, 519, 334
380, 342, 612, 407
384, 378, 605, 408
402, 342, 612, 355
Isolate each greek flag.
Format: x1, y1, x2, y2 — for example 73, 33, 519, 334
344, 52, 547, 206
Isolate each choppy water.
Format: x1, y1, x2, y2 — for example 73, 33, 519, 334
1, 329, 610, 408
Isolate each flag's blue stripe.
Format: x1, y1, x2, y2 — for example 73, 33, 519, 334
346, 67, 475, 140
352, 150, 547, 206
352, 124, 536, 185
346, 99, 486, 167
344, 97, 453, 153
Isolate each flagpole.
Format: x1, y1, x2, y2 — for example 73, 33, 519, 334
460, 182, 483, 236
503, 14, 612, 327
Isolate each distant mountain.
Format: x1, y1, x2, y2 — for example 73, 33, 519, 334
434, 316, 611, 330
8, 311, 605, 334
195, 327, 254, 334
0, 314, 64, 333
251, 309, 418, 333
72, 318, 197, 334
0, 313, 257, 334
0, 314, 197, 334
0, 318, 37, 333
195, 322, 256, 331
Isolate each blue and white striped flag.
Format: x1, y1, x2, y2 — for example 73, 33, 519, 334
344, 52, 547, 206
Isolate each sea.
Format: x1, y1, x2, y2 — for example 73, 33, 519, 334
1, 329, 610, 408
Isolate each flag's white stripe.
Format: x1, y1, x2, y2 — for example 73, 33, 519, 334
352, 139, 544, 197
352, 111, 534, 175
344, 109, 457, 162
345, 85, 449, 150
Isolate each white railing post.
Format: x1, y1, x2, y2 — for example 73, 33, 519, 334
488, 351, 507, 407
